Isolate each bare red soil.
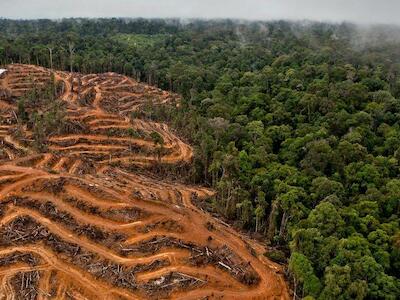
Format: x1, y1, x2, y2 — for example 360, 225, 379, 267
0, 64, 289, 299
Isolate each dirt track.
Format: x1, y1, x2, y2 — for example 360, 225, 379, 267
0, 64, 289, 299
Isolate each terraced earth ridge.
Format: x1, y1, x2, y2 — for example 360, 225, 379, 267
0, 64, 289, 299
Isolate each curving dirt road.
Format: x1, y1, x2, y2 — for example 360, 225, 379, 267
0, 64, 289, 299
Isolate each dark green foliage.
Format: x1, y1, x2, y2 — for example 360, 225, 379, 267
150, 131, 164, 146
17, 81, 65, 151
2, 18, 400, 298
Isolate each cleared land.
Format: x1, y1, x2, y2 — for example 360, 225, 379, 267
0, 64, 289, 299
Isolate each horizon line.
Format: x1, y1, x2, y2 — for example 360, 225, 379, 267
0, 17, 399, 27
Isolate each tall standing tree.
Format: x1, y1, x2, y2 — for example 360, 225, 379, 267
47, 46, 54, 70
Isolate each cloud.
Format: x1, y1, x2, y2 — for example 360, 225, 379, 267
1, 0, 399, 25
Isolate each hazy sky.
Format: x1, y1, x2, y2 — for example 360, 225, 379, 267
1, 0, 399, 24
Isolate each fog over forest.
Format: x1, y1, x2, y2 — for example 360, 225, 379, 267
1, 0, 400, 25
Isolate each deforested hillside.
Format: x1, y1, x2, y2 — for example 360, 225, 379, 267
0, 64, 288, 299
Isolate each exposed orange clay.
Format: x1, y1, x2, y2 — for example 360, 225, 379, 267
0, 64, 289, 299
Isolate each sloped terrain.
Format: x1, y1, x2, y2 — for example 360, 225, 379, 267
0, 64, 288, 299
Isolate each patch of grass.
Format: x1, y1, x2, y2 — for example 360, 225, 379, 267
264, 249, 287, 264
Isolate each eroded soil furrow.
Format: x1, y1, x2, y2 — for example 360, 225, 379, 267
0, 64, 289, 299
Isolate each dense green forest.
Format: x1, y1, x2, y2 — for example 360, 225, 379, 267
1, 18, 400, 299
